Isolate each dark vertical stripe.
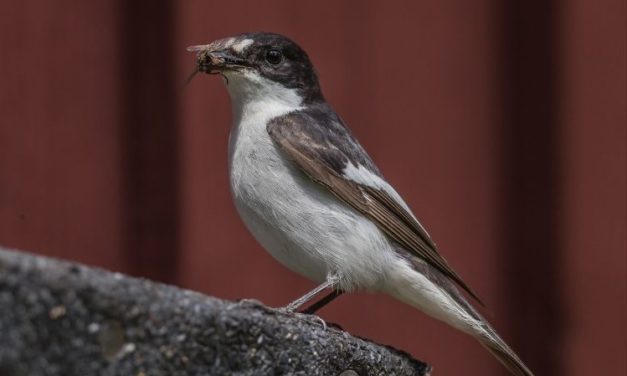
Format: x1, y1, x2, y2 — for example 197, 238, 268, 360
119, 1, 179, 283
499, 0, 564, 373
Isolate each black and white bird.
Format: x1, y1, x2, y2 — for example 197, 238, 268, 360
188, 32, 533, 376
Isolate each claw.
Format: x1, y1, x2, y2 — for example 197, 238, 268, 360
312, 315, 327, 330
232, 298, 267, 310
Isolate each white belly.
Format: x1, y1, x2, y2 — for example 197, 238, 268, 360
219, 71, 485, 339
227, 116, 397, 291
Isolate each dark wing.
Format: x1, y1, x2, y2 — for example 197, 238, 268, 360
267, 110, 483, 305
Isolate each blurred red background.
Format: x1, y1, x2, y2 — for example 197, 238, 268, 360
0, 1, 625, 375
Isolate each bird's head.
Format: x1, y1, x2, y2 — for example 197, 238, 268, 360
188, 32, 323, 106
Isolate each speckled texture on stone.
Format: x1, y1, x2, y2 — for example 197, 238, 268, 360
0, 248, 431, 376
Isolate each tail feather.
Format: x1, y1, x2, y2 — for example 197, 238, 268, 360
477, 329, 534, 376
386, 255, 534, 375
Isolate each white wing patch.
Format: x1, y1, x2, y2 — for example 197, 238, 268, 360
342, 163, 432, 237
342, 163, 411, 211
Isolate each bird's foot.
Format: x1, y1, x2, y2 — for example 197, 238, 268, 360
233, 298, 327, 329
311, 315, 327, 330
232, 298, 268, 311
274, 304, 297, 315
275, 305, 328, 330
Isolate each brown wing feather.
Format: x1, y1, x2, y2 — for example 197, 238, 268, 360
268, 120, 484, 305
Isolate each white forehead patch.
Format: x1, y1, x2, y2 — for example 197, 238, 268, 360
231, 38, 254, 53
222, 37, 236, 48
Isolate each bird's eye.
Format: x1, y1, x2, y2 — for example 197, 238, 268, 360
265, 49, 283, 65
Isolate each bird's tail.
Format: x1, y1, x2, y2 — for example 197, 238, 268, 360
475, 326, 534, 376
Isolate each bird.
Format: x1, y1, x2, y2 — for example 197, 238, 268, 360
187, 32, 533, 376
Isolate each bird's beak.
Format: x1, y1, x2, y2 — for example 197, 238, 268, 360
187, 42, 246, 74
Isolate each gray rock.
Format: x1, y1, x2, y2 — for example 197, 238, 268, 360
0, 248, 431, 375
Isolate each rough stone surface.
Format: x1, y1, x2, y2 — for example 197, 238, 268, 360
0, 248, 431, 375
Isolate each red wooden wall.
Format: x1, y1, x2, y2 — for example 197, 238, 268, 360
0, 1, 624, 375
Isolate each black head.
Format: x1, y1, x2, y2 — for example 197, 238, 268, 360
188, 32, 323, 102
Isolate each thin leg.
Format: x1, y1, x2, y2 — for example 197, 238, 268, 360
283, 277, 338, 312
301, 289, 344, 314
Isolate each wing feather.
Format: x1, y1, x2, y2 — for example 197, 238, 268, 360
267, 113, 483, 305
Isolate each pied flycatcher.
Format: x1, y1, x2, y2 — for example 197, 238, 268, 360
188, 32, 533, 376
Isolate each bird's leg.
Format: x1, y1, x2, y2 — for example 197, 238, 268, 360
282, 276, 339, 313
300, 289, 344, 314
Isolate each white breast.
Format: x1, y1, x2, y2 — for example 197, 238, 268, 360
224, 70, 398, 291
